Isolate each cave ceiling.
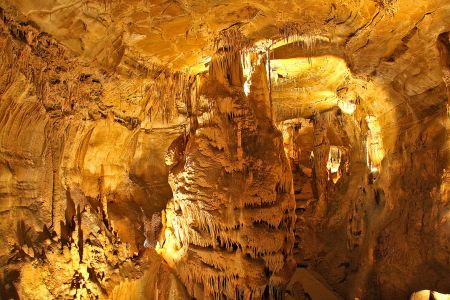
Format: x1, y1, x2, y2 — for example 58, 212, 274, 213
5, 0, 448, 123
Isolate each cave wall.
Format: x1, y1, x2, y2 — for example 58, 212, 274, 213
285, 106, 449, 299
279, 37, 450, 300
0, 6, 186, 298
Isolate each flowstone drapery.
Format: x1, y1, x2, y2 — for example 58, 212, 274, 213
159, 52, 296, 299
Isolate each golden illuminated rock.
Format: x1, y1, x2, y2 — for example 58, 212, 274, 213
0, 0, 449, 299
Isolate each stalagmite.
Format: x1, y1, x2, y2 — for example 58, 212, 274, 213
160, 50, 296, 299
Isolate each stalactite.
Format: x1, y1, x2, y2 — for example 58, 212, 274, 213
266, 49, 274, 123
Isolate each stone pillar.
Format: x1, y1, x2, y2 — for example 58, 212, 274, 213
161, 52, 296, 299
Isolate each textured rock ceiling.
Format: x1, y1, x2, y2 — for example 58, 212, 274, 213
8, 0, 449, 72
6, 0, 449, 123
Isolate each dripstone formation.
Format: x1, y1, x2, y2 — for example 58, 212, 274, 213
160, 53, 296, 299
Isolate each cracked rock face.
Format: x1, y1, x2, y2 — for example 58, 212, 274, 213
0, 0, 449, 299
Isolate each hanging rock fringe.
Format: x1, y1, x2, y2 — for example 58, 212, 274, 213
214, 28, 251, 53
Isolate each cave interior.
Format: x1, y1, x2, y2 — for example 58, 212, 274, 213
0, 0, 449, 299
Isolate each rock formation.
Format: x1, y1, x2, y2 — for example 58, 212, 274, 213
0, 0, 449, 299
159, 52, 296, 299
